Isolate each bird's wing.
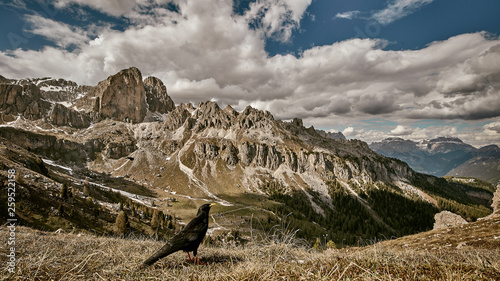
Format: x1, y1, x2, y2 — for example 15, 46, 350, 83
142, 231, 190, 266
142, 210, 209, 267
179, 215, 208, 236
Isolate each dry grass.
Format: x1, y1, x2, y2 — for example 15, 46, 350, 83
1, 224, 499, 281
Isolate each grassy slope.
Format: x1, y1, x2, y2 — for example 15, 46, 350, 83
2, 217, 499, 280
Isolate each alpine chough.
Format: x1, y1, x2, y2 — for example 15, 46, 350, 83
142, 203, 215, 266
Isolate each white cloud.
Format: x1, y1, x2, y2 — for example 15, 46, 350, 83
25, 14, 90, 48
243, 0, 311, 42
483, 121, 500, 134
334, 11, 360, 20
342, 127, 360, 137
334, 0, 434, 25
371, 0, 434, 25
391, 125, 414, 136
352, 123, 500, 148
54, 0, 138, 17
0, 0, 499, 148
0, 0, 27, 10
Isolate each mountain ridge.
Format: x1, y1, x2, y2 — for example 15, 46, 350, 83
370, 137, 500, 184
1, 67, 495, 245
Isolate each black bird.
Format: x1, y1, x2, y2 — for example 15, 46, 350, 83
142, 203, 215, 267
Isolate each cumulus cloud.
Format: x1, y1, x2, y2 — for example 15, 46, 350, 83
483, 121, 500, 134
243, 0, 311, 42
0, 0, 499, 147
342, 127, 361, 137
391, 125, 414, 136
356, 92, 401, 115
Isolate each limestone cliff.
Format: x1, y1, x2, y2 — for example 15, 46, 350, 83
144, 76, 175, 114
78, 67, 147, 123
0, 83, 51, 121
49, 103, 91, 129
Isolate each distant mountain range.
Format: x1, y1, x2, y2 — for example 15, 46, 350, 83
370, 137, 500, 185
0, 67, 495, 245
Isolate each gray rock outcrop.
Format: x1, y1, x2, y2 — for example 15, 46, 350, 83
0, 83, 51, 120
75, 67, 147, 123
485, 185, 500, 218
163, 104, 193, 130
144, 76, 175, 114
433, 210, 468, 230
50, 103, 91, 128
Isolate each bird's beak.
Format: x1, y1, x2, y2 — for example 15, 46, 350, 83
209, 203, 217, 207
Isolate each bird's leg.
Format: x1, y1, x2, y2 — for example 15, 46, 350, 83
194, 256, 206, 265
186, 252, 195, 262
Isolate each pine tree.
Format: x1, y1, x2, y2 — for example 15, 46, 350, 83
83, 184, 90, 196
70, 187, 77, 198
60, 183, 69, 199
114, 211, 129, 235
151, 209, 159, 229
57, 204, 64, 216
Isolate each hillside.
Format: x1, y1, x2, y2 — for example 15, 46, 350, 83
1, 215, 499, 280
446, 145, 500, 185
0, 137, 175, 238
0, 67, 496, 246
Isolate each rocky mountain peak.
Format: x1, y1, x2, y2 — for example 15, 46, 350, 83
192, 101, 235, 131
75, 67, 147, 123
144, 76, 175, 114
241, 105, 274, 120
223, 104, 238, 117
425, 137, 475, 154
236, 106, 275, 130
478, 144, 500, 153
196, 101, 221, 116
315, 129, 346, 141
384, 137, 407, 143
427, 137, 463, 144
163, 104, 193, 130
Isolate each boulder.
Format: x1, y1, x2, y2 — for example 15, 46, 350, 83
433, 210, 468, 230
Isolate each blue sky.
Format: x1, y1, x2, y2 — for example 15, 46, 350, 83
265, 0, 500, 54
1, 0, 500, 146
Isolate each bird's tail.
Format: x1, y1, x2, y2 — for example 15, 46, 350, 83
142, 242, 177, 267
